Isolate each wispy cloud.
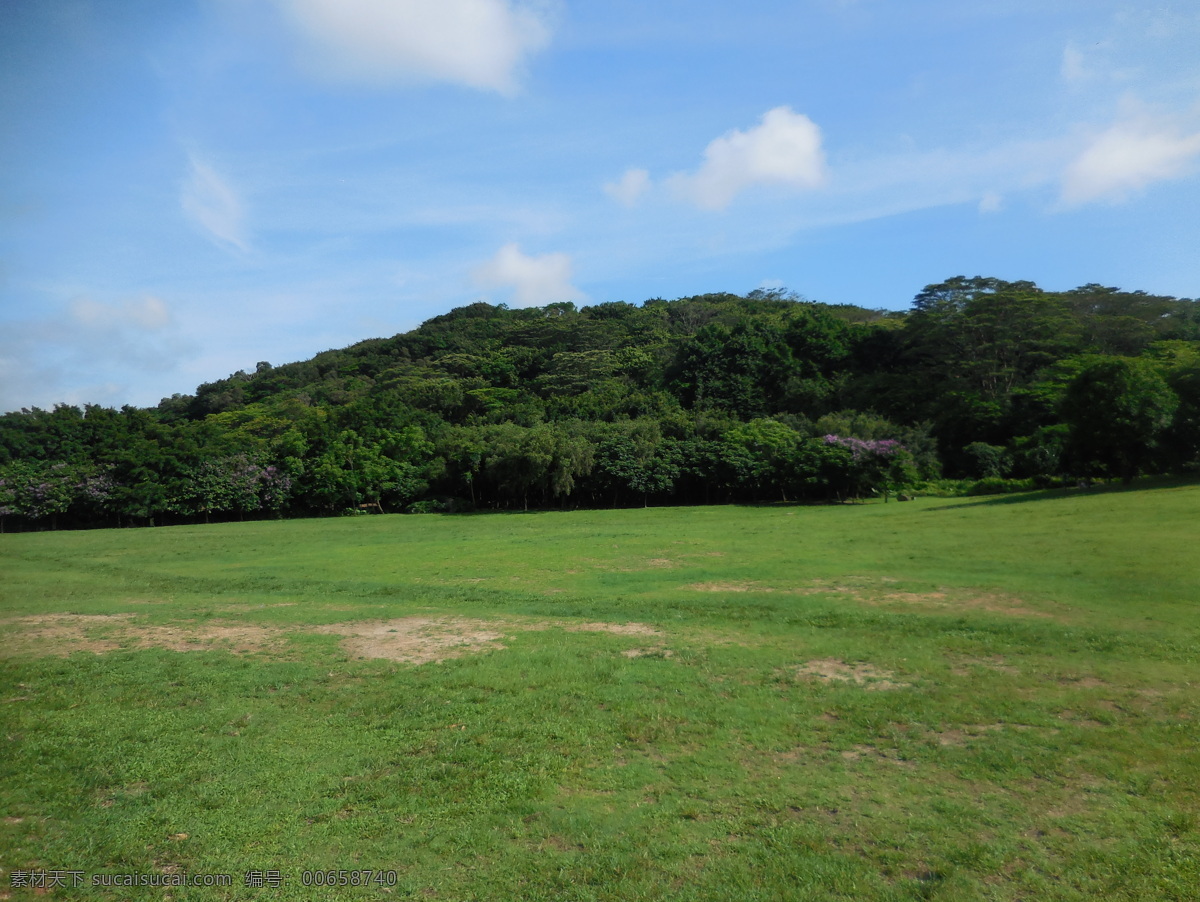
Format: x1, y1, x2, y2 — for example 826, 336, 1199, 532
1061, 43, 1088, 83
604, 168, 651, 207
1061, 114, 1200, 206
978, 191, 1004, 213
668, 107, 828, 210
181, 156, 249, 252
272, 0, 553, 94
472, 243, 582, 307
0, 296, 194, 413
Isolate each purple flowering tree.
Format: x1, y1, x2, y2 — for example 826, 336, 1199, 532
174, 454, 293, 522
0, 461, 117, 529
822, 435, 916, 501
0, 474, 14, 532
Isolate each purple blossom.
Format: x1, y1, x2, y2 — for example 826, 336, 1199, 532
824, 434, 905, 460
76, 473, 116, 503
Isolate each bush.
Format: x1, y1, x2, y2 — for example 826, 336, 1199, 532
966, 477, 1038, 496
406, 499, 451, 514
910, 479, 973, 497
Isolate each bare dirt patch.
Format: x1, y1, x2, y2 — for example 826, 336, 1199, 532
865, 588, 1054, 618
560, 621, 662, 636
311, 617, 506, 664
136, 624, 281, 654
1059, 676, 1108, 689
2, 612, 665, 665
1, 614, 283, 656
3, 614, 135, 655
930, 724, 1006, 747
688, 576, 1059, 619
839, 744, 915, 766
950, 654, 1020, 676
621, 646, 673, 659
795, 658, 910, 690
688, 581, 772, 593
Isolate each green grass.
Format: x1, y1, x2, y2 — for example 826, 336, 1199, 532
2, 483, 1198, 900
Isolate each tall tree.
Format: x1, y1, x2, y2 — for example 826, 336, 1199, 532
1062, 357, 1178, 484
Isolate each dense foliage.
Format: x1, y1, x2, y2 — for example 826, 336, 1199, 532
3, 278, 1198, 529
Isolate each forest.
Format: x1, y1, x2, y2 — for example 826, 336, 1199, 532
2, 275, 1199, 529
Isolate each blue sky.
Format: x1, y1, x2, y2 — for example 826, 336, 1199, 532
2, 0, 1199, 413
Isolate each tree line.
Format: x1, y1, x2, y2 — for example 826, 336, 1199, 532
2, 277, 1198, 529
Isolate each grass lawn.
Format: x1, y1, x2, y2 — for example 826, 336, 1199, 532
1, 482, 1198, 900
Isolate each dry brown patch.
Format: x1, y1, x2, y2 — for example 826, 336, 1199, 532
212, 602, 294, 609
138, 624, 282, 654
688, 581, 772, 593
621, 647, 673, 659
646, 558, 676, 568
950, 654, 1020, 676
931, 724, 1005, 747
1061, 676, 1108, 688
540, 835, 585, 852
870, 589, 1055, 619
772, 747, 802, 763
690, 574, 1059, 620
0, 613, 351, 659
794, 658, 909, 690
1057, 711, 1106, 728
840, 744, 915, 766
311, 617, 505, 664
882, 591, 947, 603
562, 621, 662, 637
2, 612, 665, 665
3, 614, 134, 656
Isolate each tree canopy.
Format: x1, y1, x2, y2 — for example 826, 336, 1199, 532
2, 277, 1198, 529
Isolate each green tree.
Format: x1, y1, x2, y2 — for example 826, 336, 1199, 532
1062, 357, 1178, 484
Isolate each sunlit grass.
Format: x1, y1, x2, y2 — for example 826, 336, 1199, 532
2, 483, 1198, 900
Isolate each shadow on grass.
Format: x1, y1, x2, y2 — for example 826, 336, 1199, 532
925, 475, 1200, 512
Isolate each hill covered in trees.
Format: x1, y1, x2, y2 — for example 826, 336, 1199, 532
2, 276, 1199, 529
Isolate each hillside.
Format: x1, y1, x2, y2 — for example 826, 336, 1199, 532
1, 277, 1199, 528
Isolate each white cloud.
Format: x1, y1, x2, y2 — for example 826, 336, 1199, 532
978, 191, 1004, 213
181, 156, 249, 251
273, 0, 553, 94
0, 296, 194, 413
70, 296, 171, 331
604, 168, 651, 207
473, 243, 582, 307
1061, 43, 1087, 83
669, 106, 828, 210
1061, 117, 1200, 206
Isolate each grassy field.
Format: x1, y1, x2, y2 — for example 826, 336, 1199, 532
1, 482, 1198, 900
